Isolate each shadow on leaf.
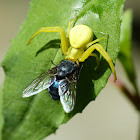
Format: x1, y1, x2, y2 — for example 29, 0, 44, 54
35, 39, 61, 56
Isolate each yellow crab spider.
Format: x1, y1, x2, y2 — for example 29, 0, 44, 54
27, 19, 116, 81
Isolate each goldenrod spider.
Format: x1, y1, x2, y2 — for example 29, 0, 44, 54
27, 18, 116, 81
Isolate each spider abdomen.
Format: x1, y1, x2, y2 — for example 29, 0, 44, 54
69, 25, 93, 49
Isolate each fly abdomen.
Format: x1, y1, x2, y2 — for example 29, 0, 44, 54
48, 80, 60, 100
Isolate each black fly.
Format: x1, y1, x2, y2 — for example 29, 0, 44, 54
23, 60, 80, 113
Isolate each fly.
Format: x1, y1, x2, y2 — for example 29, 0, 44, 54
23, 60, 80, 113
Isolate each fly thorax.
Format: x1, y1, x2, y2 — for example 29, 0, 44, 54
57, 60, 78, 79
69, 25, 93, 49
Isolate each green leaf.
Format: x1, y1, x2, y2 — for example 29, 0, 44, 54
0, 89, 3, 140
119, 9, 138, 92
1, 0, 125, 139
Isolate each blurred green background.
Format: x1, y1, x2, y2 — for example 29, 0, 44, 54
0, 0, 140, 140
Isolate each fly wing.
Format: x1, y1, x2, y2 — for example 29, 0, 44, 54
59, 73, 77, 113
23, 66, 57, 98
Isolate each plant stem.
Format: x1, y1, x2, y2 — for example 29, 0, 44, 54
109, 74, 140, 111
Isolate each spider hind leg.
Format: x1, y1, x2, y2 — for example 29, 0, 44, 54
79, 43, 116, 81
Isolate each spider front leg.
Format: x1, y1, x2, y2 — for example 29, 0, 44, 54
27, 27, 68, 55
79, 43, 116, 81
